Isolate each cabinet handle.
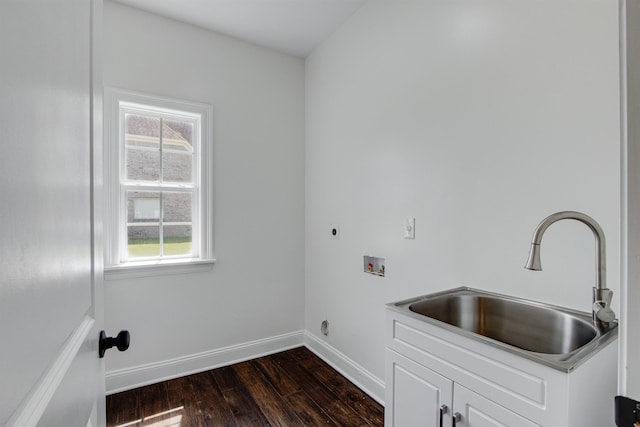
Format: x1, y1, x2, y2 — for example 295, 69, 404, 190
452, 412, 462, 427
439, 404, 448, 427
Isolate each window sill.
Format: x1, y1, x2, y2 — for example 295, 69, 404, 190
104, 258, 215, 281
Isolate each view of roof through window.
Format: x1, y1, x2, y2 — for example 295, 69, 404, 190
125, 114, 193, 152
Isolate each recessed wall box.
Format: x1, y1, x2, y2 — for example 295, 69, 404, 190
364, 256, 385, 277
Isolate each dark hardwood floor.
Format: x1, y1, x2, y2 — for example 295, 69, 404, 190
106, 346, 384, 427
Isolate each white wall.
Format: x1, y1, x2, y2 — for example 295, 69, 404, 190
103, 1, 305, 387
306, 0, 620, 391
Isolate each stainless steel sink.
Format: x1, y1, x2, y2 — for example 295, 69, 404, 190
409, 292, 597, 354
388, 287, 618, 371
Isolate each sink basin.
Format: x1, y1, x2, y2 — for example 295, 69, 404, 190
388, 287, 618, 371
409, 293, 596, 354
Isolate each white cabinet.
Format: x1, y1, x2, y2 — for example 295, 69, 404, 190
386, 349, 540, 427
385, 307, 618, 427
386, 349, 453, 426
453, 384, 539, 427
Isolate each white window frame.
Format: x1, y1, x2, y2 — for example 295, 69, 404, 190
104, 88, 214, 280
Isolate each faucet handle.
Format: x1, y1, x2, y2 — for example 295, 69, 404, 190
592, 287, 616, 324
593, 301, 616, 323
593, 287, 613, 306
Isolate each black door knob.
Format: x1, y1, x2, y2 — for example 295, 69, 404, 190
99, 330, 130, 358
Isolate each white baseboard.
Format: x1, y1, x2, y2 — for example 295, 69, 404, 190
105, 329, 386, 407
304, 332, 385, 405
105, 330, 305, 394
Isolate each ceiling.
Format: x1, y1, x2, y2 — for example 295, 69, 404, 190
111, 0, 368, 58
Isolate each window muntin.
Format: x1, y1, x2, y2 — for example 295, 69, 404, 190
104, 88, 213, 277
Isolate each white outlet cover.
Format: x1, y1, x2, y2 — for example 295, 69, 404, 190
404, 218, 415, 239
330, 224, 340, 239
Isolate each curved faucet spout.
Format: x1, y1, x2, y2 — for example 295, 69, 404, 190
524, 211, 615, 327
524, 211, 606, 290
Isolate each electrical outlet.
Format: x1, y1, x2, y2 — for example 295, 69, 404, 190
330, 225, 340, 240
404, 218, 415, 239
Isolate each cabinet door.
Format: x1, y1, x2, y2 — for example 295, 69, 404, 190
453, 384, 541, 427
386, 349, 453, 427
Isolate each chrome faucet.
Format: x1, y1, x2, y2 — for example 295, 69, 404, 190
524, 211, 616, 329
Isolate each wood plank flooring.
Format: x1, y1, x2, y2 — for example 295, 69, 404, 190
106, 346, 384, 427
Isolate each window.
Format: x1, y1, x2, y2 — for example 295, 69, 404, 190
104, 88, 214, 279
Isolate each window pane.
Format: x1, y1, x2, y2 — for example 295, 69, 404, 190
127, 190, 161, 258
127, 191, 160, 223
133, 199, 159, 220
125, 114, 160, 181
162, 119, 193, 183
163, 151, 193, 183
163, 225, 192, 256
127, 225, 160, 258
163, 120, 193, 150
163, 192, 192, 223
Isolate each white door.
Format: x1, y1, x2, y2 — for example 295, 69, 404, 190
621, 0, 640, 403
385, 349, 454, 427
0, 0, 106, 426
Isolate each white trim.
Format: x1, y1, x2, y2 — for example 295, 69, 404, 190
103, 87, 214, 278
304, 332, 385, 405
619, 0, 629, 396
6, 315, 95, 427
104, 257, 215, 280
90, 1, 106, 426
105, 330, 304, 394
